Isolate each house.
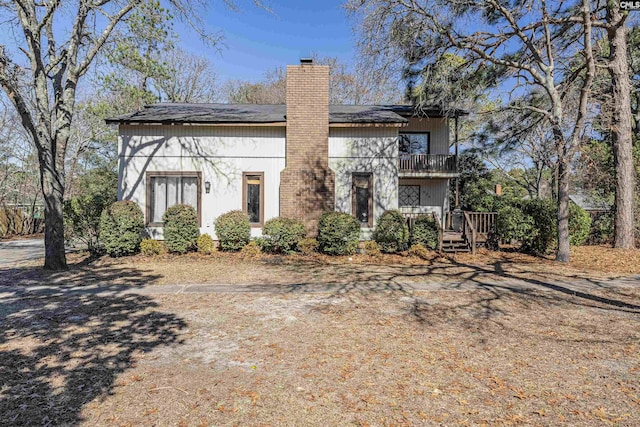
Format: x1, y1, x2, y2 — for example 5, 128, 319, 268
569, 192, 612, 220
106, 59, 466, 242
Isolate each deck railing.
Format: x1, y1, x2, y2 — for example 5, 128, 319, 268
398, 154, 457, 173
465, 212, 497, 236
402, 212, 422, 231
462, 212, 478, 254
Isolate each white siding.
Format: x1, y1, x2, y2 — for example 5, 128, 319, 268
398, 178, 450, 223
118, 125, 285, 239
403, 117, 450, 155
118, 119, 452, 240
329, 127, 399, 237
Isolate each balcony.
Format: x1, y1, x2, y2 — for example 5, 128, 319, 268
398, 154, 458, 177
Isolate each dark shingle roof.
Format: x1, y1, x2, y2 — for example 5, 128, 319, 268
105, 103, 468, 125
105, 104, 287, 125
106, 103, 421, 125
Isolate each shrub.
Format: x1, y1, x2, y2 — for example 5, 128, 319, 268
240, 240, 262, 258
495, 204, 534, 244
215, 210, 251, 251
569, 203, 591, 246
408, 243, 431, 260
362, 240, 381, 256
162, 204, 200, 254
373, 210, 409, 253
63, 167, 117, 254
64, 194, 110, 254
521, 198, 557, 255
298, 237, 319, 255
99, 200, 145, 257
317, 212, 361, 255
197, 233, 216, 254
590, 212, 614, 244
140, 239, 167, 256
410, 214, 440, 250
261, 217, 307, 254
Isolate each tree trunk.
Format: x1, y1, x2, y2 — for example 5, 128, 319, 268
40, 151, 68, 270
556, 157, 571, 262
608, 11, 636, 249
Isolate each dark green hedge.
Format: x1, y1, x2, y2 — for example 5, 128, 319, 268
99, 201, 144, 257
373, 210, 409, 253
261, 217, 307, 253
215, 210, 251, 251
410, 214, 440, 250
163, 204, 200, 254
317, 212, 360, 255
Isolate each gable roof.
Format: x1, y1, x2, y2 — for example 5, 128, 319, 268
105, 103, 468, 126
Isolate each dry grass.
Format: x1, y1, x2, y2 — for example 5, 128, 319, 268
2, 285, 639, 426
569, 245, 640, 275
2, 245, 639, 291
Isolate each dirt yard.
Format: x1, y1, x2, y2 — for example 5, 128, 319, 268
1, 246, 639, 426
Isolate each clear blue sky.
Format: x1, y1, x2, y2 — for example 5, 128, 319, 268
182, 0, 356, 82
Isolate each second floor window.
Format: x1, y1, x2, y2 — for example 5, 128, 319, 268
399, 132, 430, 155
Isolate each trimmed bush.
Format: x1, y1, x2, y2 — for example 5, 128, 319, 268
63, 167, 117, 254
495, 204, 534, 244
410, 214, 440, 250
408, 243, 431, 260
99, 201, 145, 257
569, 203, 591, 246
521, 198, 557, 255
261, 217, 307, 254
140, 239, 167, 256
197, 233, 216, 254
362, 240, 381, 256
240, 240, 262, 258
215, 210, 251, 251
373, 210, 409, 253
317, 212, 361, 255
163, 204, 200, 254
298, 237, 319, 255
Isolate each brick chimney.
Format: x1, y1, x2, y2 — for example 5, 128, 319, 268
280, 60, 335, 233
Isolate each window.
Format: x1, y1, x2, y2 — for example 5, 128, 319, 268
399, 132, 430, 155
352, 173, 373, 227
146, 172, 201, 226
399, 185, 420, 206
243, 172, 264, 226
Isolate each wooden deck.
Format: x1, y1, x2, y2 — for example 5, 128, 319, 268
403, 211, 497, 254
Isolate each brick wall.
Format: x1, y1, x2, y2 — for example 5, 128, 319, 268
280, 63, 335, 233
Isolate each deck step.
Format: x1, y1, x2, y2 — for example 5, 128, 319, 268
441, 231, 471, 253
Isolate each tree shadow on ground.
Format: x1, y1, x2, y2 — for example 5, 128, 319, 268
0, 260, 186, 425
264, 254, 640, 332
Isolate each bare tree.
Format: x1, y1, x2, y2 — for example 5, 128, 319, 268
158, 49, 219, 103
348, 0, 596, 261
222, 55, 402, 105
0, 0, 225, 269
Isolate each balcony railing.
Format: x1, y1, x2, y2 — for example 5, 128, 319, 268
398, 154, 457, 173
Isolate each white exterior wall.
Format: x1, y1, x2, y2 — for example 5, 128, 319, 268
328, 127, 399, 238
398, 178, 450, 222
404, 117, 450, 154
399, 117, 451, 224
118, 117, 451, 240
118, 125, 285, 239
